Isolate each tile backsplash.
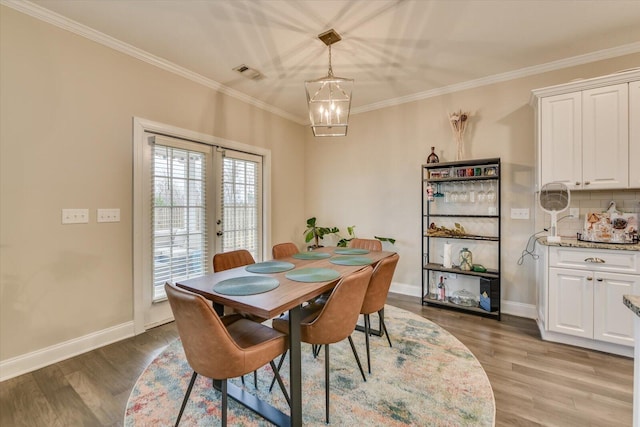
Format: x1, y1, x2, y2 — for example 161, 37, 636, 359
535, 189, 640, 238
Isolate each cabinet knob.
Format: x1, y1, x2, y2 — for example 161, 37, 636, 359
597, 278, 603, 282
575, 182, 580, 186
586, 277, 593, 281
584, 181, 590, 185
584, 257, 605, 263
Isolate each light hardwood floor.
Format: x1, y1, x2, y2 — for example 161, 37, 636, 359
1, 293, 633, 426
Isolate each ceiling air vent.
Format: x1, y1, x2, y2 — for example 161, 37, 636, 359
233, 64, 264, 81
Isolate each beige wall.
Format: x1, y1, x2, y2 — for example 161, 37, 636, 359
2, 4, 639, 367
304, 53, 640, 307
0, 7, 306, 360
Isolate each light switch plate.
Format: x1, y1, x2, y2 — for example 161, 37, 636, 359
510, 208, 530, 220
62, 209, 89, 224
97, 208, 120, 223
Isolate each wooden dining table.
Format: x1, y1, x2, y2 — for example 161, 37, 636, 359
176, 246, 397, 427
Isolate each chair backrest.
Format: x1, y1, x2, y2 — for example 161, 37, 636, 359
361, 253, 400, 315
349, 238, 382, 251
272, 242, 298, 259
213, 249, 255, 272
164, 283, 246, 379
304, 266, 373, 344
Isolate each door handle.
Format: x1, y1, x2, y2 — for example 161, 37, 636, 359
584, 181, 590, 185
596, 278, 603, 282
216, 231, 223, 236
584, 257, 605, 263
586, 277, 593, 281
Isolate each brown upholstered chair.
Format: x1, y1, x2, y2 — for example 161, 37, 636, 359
360, 253, 399, 373
213, 249, 256, 272
165, 283, 289, 426
272, 242, 299, 259
271, 266, 373, 424
349, 238, 382, 251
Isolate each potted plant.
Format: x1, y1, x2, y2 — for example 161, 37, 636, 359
336, 225, 396, 247
304, 217, 340, 249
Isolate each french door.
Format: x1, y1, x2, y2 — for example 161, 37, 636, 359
134, 124, 265, 331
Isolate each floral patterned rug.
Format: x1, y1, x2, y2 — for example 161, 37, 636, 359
124, 305, 495, 426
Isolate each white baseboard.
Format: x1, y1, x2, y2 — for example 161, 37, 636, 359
390, 282, 537, 319
0, 321, 135, 382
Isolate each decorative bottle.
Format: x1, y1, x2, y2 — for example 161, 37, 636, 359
459, 247, 473, 271
438, 276, 446, 301
427, 147, 439, 163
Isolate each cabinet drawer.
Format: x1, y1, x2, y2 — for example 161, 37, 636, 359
549, 247, 639, 274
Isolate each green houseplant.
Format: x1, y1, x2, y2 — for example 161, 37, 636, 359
336, 225, 396, 247
304, 217, 339, 249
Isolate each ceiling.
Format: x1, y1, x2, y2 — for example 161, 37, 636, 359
12, 0, 640, 123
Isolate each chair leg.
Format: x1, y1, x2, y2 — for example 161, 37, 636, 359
268, 350, 288, 392
221, 379, 227, 427
253, 370, 258, 389
269, 360, 291, 407
324, 344, 330, 424
175, 371, 197, 427
347, 335, 367, 382
365, 314, 373, 374
379, 309, 392, 348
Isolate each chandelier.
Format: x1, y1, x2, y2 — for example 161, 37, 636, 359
305, 29, 353, 137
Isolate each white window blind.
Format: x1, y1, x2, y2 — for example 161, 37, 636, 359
221, 151, 263, 261
152, 138, 209, 301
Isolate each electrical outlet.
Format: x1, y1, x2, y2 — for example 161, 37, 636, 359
569, 208, 580, 218
510, 208, 530, 220
62, 209, 89, 224
97, 208, 120, 223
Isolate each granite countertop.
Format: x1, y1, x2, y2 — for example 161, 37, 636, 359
539, 237, 640, 252
624, 295, 640, 318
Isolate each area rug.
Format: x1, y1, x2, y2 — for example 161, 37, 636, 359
124, 305, 495, 426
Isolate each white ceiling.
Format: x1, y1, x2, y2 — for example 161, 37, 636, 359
11, 0, 640, 123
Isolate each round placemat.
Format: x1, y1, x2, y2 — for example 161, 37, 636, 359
330, 256, 374, 266
285, 268, 340, 283
292, 252, 331, 260
245, 261, 295, 274
213, 276, 279, 296
334, 248, 370, 255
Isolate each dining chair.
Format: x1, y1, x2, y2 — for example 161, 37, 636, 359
360, 253, 399, 374
213, 249, 256, 272
270, 266, 373, 424
272, 242, 299, 259
349, 238, 382, 251
164, 283, 290, 427
212, 249, 264, 388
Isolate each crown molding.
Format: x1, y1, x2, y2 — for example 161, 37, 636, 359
1, 0, 306, 125
4, 0, 639, 123
352, 41, 640, 115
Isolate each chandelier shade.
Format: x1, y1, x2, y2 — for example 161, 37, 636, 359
305, 29, 353, 137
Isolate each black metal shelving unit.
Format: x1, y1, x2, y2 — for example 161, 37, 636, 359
421, 158, 501, 320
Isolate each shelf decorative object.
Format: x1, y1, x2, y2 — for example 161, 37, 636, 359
449, 110, 470, 161
422, 157, 501, 320
427, 146, 439, 163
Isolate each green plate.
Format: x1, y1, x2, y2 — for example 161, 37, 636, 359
213, 276, 279, 296
329, 256, 373, 266
245, 261, 295, 274
285, 268, 340, 283
292, 252, 331, 260
334, 248, 370, 255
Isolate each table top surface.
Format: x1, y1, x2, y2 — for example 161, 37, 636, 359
176, 246, 396, 319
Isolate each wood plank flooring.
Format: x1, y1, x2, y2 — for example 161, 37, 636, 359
0, 293, 633, 426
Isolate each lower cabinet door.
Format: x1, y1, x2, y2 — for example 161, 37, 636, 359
548, 267, 593, 338
593, 271, 640, 346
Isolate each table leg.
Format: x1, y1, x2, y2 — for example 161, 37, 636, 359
289, 305, 302, 427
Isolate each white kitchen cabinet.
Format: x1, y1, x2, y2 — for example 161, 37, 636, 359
539, 92, 582, 189
549, 267, 639, 346
581, 84, 629, 190
630, 80, 640, 189
539, 245, 640, 356
532, 69, 640, 190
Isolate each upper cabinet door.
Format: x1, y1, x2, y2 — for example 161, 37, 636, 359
629, 80, 640, 189
540, 92, 582, 189
582, 83, 629, 190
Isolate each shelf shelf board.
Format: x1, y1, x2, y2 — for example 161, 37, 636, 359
422, 157, 500, 169
425, 214, 499, 219
424, 233, 499, 242
421, 297, 500, 316
423, 175, 499, 183
423, 263, 500, 279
